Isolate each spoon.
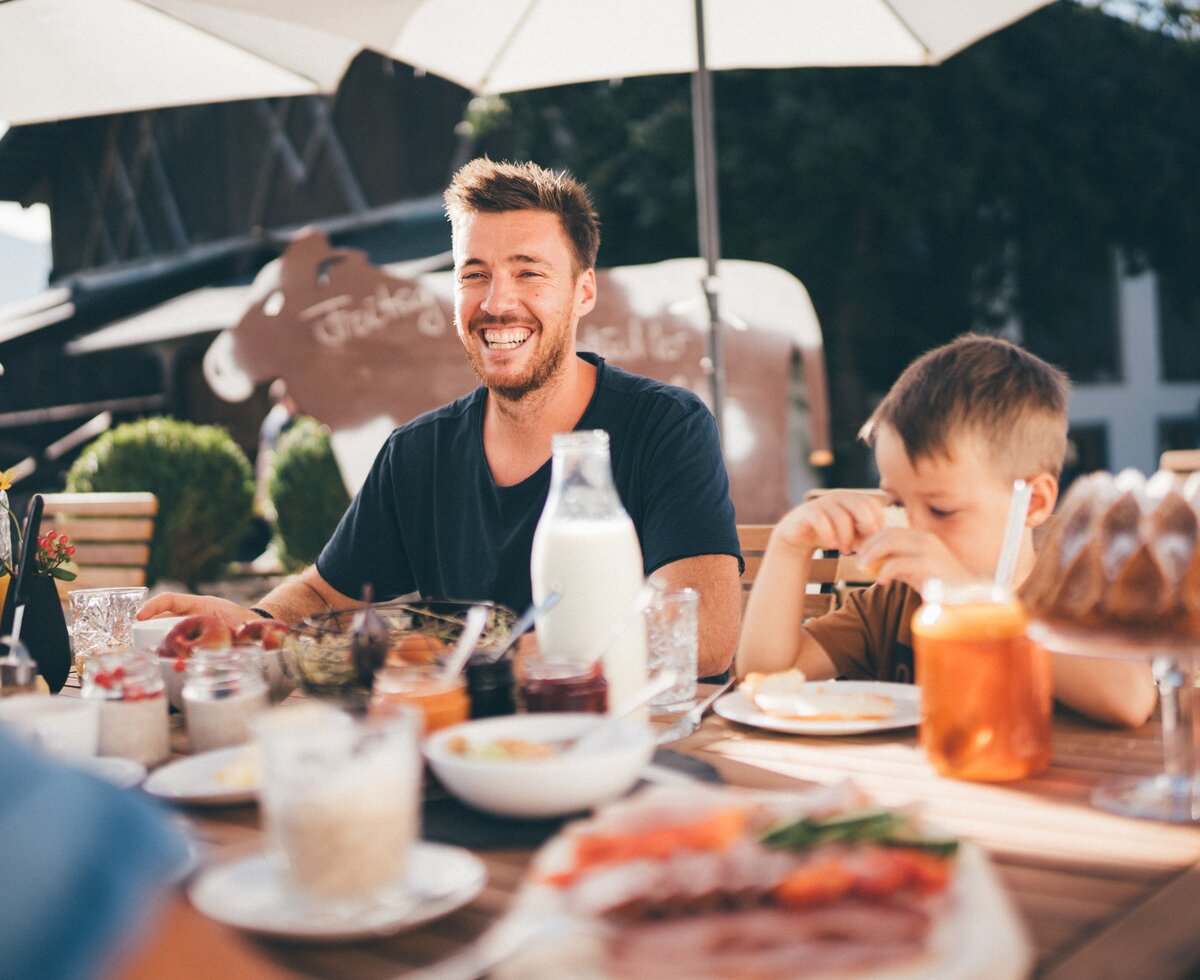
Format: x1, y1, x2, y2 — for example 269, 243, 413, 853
438, 604, 490, 682
561, 669, 680, 756
484, 590, 562, 662
350, 584, 389, 689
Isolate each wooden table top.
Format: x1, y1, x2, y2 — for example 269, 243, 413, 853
117, 685, 1200, 980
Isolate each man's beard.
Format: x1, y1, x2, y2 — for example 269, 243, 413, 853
462, 314, 572, 402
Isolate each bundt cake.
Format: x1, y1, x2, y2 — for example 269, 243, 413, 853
1021, 469, 1200, 643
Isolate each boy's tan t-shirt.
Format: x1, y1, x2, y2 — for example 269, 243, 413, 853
802, 580, 921, 685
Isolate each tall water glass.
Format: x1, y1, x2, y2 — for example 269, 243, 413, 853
67, 586, 148, 677
645, 588, 699, 710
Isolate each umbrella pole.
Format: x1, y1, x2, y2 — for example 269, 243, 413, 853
691, 0, 725, 444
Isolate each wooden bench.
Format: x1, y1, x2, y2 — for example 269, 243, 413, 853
38, 493, 158, 600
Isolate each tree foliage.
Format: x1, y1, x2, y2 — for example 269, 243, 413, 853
471, 3, 1200, 482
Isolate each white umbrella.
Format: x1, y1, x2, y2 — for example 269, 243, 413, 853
0, 0, 363, 125
2, 0, 1056, 430
305, 0, 1059, 432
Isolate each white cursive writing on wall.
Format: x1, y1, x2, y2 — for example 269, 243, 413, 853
578, 316, 693, 363
304, 283, 448, 347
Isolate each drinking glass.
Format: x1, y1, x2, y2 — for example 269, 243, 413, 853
517, 654, 608, 713
254, 703, 422, 905
67, 586, 148, 677
370, 665, 470, 734
645, 588, 699, 711
913, 581, 1052, 782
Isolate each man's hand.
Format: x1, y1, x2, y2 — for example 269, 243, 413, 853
855, 528, 972, 593
137, 593, 258, 631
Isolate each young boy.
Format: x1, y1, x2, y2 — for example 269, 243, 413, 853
737, 334, 1156, 728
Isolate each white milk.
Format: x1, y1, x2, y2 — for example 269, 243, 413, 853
531, 516, 648, 714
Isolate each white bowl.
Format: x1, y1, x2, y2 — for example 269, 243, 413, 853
134, 615, 187, 654
424, 713, 656, 819
0, 695, 100, 759
252, 645, 295, 704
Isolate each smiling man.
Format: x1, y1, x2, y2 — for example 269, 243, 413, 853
142, 159, 743, 677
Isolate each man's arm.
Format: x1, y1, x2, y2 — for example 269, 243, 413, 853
137, 566, 356, 629
651, 554, 741, 677
253, 565, 356, 622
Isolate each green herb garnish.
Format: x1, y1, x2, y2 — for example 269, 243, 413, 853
760, 807, 959, 857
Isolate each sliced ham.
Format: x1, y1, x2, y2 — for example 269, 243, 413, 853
608, 901, 931, 978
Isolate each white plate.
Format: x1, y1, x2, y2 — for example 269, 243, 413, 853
496, 785, 1031, 980
714, 681, 920, 735
76, 755, 148, 788
188, 842, 487, 942
142, 745, 260, 805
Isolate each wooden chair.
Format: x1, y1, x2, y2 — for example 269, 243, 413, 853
38, 492, 158, 601
1160, 449, 1200, 482
737, 524, 861, 621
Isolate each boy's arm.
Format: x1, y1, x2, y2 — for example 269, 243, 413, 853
737, 493, 885, 678
1051, 654, 1157, 729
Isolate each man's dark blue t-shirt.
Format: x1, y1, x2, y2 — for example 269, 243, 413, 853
316, 352, 741, 614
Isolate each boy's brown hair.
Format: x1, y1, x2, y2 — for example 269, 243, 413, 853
444, 158, 600, 274
859, 334, 1070, 479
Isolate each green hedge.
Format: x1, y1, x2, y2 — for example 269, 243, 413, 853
66, 417, 255, 587
268, 416, 350, 572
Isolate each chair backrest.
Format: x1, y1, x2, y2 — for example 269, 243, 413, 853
737, 524, 858, 620
38, 492, 158, 600
1160, 449, 1200, 480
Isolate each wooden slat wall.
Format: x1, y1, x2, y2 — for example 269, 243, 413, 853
39, 492, 158, 600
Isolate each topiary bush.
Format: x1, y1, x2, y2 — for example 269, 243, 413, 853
66, 417, 255, 588
268, 416, 350, 572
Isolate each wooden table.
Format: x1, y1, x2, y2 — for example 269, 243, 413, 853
143, 693, 1200, 979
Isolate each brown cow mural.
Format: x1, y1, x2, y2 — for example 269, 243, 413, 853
204, 228, 830, 523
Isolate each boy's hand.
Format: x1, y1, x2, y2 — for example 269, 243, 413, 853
856, 528, 974, 593
774, 492, 888, 555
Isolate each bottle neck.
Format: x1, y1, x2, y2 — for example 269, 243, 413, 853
545, 431, 624, 521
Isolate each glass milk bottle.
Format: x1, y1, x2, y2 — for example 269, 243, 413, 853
530, 430, 647, 713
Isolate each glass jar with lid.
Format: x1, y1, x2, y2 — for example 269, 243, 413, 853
182, 645, 269, 753
82, 648, 169, 766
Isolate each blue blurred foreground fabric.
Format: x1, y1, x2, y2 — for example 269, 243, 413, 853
0, 730, 187, 980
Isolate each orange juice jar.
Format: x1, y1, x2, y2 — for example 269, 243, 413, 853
912, 581, 1051, 782
370, 665, 469, 734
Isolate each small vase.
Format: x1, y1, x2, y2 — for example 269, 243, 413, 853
20, 574, 71, 693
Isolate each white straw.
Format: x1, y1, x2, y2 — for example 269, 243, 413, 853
995, 479, 1032, 588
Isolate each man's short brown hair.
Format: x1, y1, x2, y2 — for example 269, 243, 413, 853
859, 334, 1070, 479
444, 158, 600, 273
